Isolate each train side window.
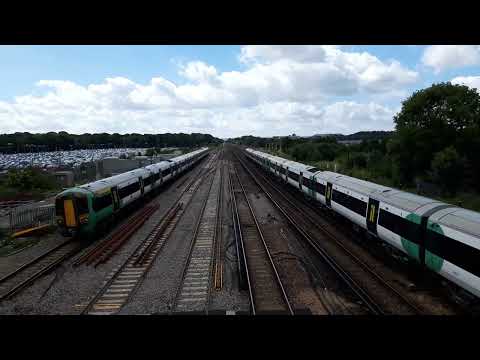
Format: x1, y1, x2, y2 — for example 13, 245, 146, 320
55, 198, 64, 215
332, 189, 367, 217
144, 174, 154, 186
76, 196, 89, 214
93, 193, 113, 212
118, 181, 140, 199
378, 209, 420, 243
314, 181, 326, 195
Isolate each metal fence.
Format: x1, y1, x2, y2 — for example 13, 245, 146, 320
8, 203, 56, 232
0, 200, 35, 217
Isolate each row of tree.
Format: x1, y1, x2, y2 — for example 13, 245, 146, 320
0, 132, 222, 153
230, 82, 480, 196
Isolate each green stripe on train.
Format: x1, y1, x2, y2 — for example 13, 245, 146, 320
401, 213, 444, 272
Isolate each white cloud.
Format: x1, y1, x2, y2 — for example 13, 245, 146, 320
0, 45, 415, 137
239, 45, 330, 64
451, 75, 480, 91
422, 45, 480, 73
179, 61, 218, 83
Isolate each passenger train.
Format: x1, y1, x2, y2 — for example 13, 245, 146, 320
55, 147, 210, 237
245, 148, 480, 300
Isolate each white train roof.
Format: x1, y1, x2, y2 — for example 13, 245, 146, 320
145, 161, 173, 172
80, 167, 151, 193
247, 148, 480, 239
429, 207, 480, 238
247, 149, 319, 174
248, 149, 446, 214
77, 148, 208, 194
315, 170, 444, 213
318, 171, 391, 193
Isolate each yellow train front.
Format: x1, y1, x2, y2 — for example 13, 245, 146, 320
55, 189, 93, 236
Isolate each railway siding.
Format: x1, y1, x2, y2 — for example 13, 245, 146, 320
231, 163, 293, 314
172, 165, 222, 312
82, 165, 213, 315
237, 150, 425, 314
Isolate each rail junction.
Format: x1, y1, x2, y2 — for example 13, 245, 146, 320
0, 145, 464, 315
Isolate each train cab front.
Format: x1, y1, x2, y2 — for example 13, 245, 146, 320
55, 191, 90, 236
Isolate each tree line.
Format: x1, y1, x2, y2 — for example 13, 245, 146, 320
230, 82, 480, 198
0, 132, 222, 153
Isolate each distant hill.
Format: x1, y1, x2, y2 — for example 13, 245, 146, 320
341, 131, 395, 141
311, 131, 394, 141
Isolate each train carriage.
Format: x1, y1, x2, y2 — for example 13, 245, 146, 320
245, 147, 480, 300
55, 148, 209, 237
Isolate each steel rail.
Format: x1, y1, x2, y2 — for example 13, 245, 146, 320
213, 161, 224, 290
0, 239, 80, 301
238, 150, 427, 314
171, 168, 217, 313
232, 164, 294, 315
234, 151, 385, 315
228, 167, 249, 293
73, 205, 158, 267
240, 151, 423, 315
81, 158, 215, 315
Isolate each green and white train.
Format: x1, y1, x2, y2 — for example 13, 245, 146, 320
246, 148, 480, 300
55, 147, 209, 237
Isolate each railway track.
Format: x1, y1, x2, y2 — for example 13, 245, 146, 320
171, 165, 221, 313
230, 163, 294, 315
213, 160, 225, 290
81, 155, 217, 315
0, 239, 81, 302
73, 204, 160, 267
235, 150, 422, 315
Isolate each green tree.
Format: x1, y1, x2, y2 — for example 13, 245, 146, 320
6, 168, 56, 190
145, 148, 156, 157
430, 147, 464, 196
391, 82, 480, 186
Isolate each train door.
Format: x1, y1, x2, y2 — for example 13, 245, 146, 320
63, 199, 77, 227
285, 167, 289, 182
159, 170, 163, 185
366, 198, 379, 235
299, 172, 303, 190
325, 182, 333, 208
111, 186, 120, 211
309, 176, 315, 198
139, 177, 144, 195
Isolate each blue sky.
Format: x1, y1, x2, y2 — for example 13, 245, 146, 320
0, 45, 241, 100
1, 45, 479, 138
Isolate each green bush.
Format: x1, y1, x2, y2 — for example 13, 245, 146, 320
6, 168, 56, 191
429, 146, 465, 196
145, 148, 156, 157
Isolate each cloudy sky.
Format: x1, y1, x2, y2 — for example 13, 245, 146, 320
1, 45, 480, 138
